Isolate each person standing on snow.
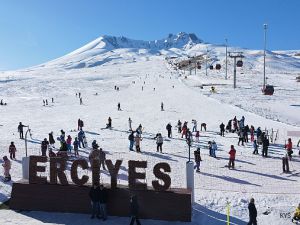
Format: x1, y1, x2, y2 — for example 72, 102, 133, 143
155, 133, 164, 153
18, 122, 28, 139
262, 136, 269, 157
247, 198, 257, 225
285, 138, 293, 160
66, 135, 72, 153
9, 142, 17, 160
250, 125, 255, 142
106, 117, 112, 128
2, 156, 11, 182
181, 122, 188, 138
99, 148, 107, 170
161, 102, 164, 111
128, 117, 132, 131
238, 129, 244, 146
194, 148, 202, 172
211, 141, 217, 158
177, 120, 182, 133
244, 125, 249, 143
253, 140, 258, 155
220, 122, 225, 137
166, 123, 172, 138
192, 120, 197, 132
117, 102, 121, 111
78, 129, 85, 148
41, 138, 49, 157
195, 131, 200, 142
228, 145, 236, 169
73, 137, 79, 157
134, 134, 142, 153
128, 131, 135, 151
49, 132, 55, 148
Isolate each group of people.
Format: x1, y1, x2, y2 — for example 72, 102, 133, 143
0, 99, 7, 106
89, 183, 141, 225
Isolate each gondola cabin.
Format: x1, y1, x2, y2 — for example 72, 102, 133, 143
209, 65, 214, 70
216, 64, 221, 70
262, 85, 274, 95
237, 60, 243, 67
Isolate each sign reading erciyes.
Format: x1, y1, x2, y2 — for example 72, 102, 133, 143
29, 156, 171, 191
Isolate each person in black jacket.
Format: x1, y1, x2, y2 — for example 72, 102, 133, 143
128, 131, 135, 151
49, 132, 55, 147
166, 123, 172, 138
129, 195, 141, 225
220, 123, 225, 136
262, 137, 269, 157
41, 138, 49, 156
99, 184, 108, 221
248, 198, 257, 225
89, 184, 100, 219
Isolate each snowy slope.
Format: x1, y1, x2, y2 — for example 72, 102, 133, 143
0, 33, 299, 225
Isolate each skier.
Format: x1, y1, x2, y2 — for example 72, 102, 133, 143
177, 120, 182, 133
262, 136, 269, 157
129, 195, 141, 225
18, 122, 28, 139
2, 156, 11, 182
134, 134, 142, 153
78, 129, 85, 148
155, 133, 163, 153
52, 97, 54, 103
247, 198, 257, 225
99, 148, 107, 170
285, 138, 293, 160
228, 145, 236, 169
292, 203, 300, 223
161, 102, 164, 111
43, 99, 45, 106
192, 119, 197, 132
208, 141, 212, 156
128, 117, 132, 131
73, 137, 79, 157
166, 123, 172, 138
9, 142, 16, 160
220, 122, 225, 136
233, 116, 238, 132
66, 135, 72, 153
49, 132, 55, 148
106, 117, 112, 128
226, 120, 232, 133
80, 97, 83, 105
92, 140, 98, 150
253, 140, 258, 155
46, 99, 48, 105
41, 138, 49, 157
194, 147, 201, 172
117, 102, 121, 111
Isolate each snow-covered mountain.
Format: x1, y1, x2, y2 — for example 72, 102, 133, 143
32, 31, 300, 74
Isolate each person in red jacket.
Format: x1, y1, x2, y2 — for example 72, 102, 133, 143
285, 138, 293, 160
228, 145, 236, 169
9, 142, 17, 160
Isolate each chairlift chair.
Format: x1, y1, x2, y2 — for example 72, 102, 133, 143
209, 65, 214, 70
216, 64, 221, 70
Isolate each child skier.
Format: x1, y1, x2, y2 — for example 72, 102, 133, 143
2, 156, 11, 182
9, 142, 17, 160
253, 140, 258, 154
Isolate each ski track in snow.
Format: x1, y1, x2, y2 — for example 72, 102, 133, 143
0, 57, 299, 225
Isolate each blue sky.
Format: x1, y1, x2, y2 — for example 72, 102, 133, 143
0, 0, 299, 70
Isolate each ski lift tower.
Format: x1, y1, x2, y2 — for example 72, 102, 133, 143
228, 52, 244, 89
